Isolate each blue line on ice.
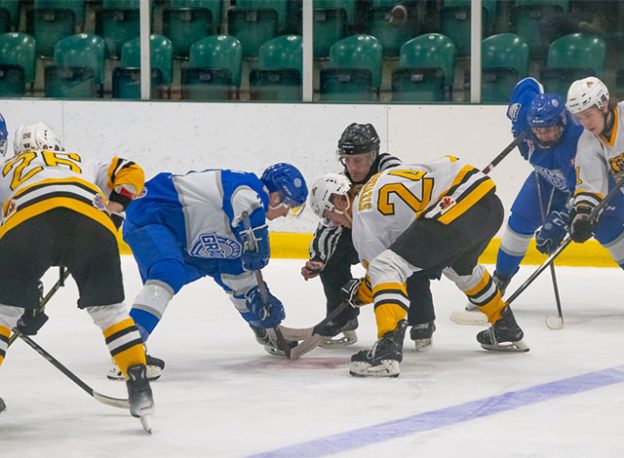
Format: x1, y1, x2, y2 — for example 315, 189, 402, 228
250, 365, 624, 457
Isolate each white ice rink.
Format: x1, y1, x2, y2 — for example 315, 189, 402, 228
1, 257, 624, 458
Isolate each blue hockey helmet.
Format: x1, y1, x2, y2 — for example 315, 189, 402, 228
261, 162, 308, 210
0, 113, 7, 157
527, 93, 567, 129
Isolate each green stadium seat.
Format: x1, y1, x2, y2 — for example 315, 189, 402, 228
112, 67, 163, 99
227, 9, 278, 59
27, 8, 76, 58
0, 32, 36, 97
163, 0, 222, 59
366, 0, 423, 58
320, 34, 383, 102
313, 0, 355, 60
438, 0, 497, 58
49, 33, 105, 96
540, 33, 605, 96
392, 33, 455, 102
234, 0, 288, 32
481, 33, 529, 103
181, 35, 242, 100
0, 0, 19, 33
250, 34, 302, 101
510, 0, 569, 60
95, 0, 140, 59
121, 35, 174, 86
0, 33, 37, 85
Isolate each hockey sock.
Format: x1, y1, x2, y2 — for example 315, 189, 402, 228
0, 326, 9, 366
103, 318, 146, 378
464, 270, 504, 323
373, 282, 409, 338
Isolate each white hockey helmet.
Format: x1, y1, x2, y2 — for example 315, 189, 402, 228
566, 76, 610, 114
13, 122, 64, 154
310, 173, 351, 219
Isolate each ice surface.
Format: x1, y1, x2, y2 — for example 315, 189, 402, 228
1, 258, 623, 457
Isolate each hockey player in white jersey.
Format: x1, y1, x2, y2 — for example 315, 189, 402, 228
109, 162, 308, 380
566, 77, 624, 246
312, 157, 528, 377
0, 122, 154, 423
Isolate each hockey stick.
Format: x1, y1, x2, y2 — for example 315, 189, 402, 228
240, 212, 293, 358
18, 334, 129, 409
535, 174, 565, 330
8, 266, 71, 346
481, 136, 522, 175
505, 176, 624, 309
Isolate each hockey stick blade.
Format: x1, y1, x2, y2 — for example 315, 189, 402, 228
140, 415, 153, 434
545, 315, 564, 330
287, 335, 327, 360
19, 335, 129, 409
449, 310, 488, 326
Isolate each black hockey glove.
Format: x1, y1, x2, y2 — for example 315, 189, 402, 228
570, 206, 596, 243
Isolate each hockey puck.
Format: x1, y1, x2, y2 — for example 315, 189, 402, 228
545, 315, 564, 330
0, 397, 6, 413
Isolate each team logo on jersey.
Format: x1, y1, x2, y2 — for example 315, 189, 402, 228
93, 193, 106, 211
190, 233, 242, 259
435, 195, 456, 214
535, 166, 568, 191
609, 152, 624, 174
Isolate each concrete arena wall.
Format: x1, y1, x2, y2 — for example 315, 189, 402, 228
2, 100, 614, 267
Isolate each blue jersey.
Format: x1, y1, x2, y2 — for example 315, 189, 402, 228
521, 111, 583, 194
125, 169, 269, 261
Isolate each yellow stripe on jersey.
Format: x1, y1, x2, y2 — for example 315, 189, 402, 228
0, 197, 117, 239
437, 181, 496, 224
0, 325, 10, 366
11, 176, 103, 198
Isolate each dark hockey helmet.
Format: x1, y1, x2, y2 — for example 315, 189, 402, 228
261, 162, 309, 211
336, 123, 380, 160
527, 93, 567, 129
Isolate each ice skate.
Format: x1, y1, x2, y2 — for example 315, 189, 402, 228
410, 321, 435, 351
126, 364, 154, 433
477, 306, 529, 352
107, 354, 165, 381
318, 318, 358, 348
349, 320, 407, 378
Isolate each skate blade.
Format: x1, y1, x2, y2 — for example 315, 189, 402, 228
349, 360, 400, 378
139, 415, 152, 434
480, 340, 530, 352
0, 397, 6, 413
449, 310, 488, 326
319, 331, 357, 348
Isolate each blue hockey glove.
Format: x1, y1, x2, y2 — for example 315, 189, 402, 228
535, 209, 570, 254
570, 206, 596, 243
507, 77, 543, 139
239, 224, 270, 271
242, 283, 285, 328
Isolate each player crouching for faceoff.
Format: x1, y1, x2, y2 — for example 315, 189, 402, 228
0, 122, 154, 421
312, 158, 528, 378
108, 163, 308, 381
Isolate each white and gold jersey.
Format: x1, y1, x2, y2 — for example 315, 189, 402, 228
574, 102, 624, 208
0, 149, 144, 238
352, 156, 495, 264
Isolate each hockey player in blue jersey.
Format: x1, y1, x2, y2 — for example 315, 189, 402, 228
477, 78, 624, 303
108, 163, 308, 380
